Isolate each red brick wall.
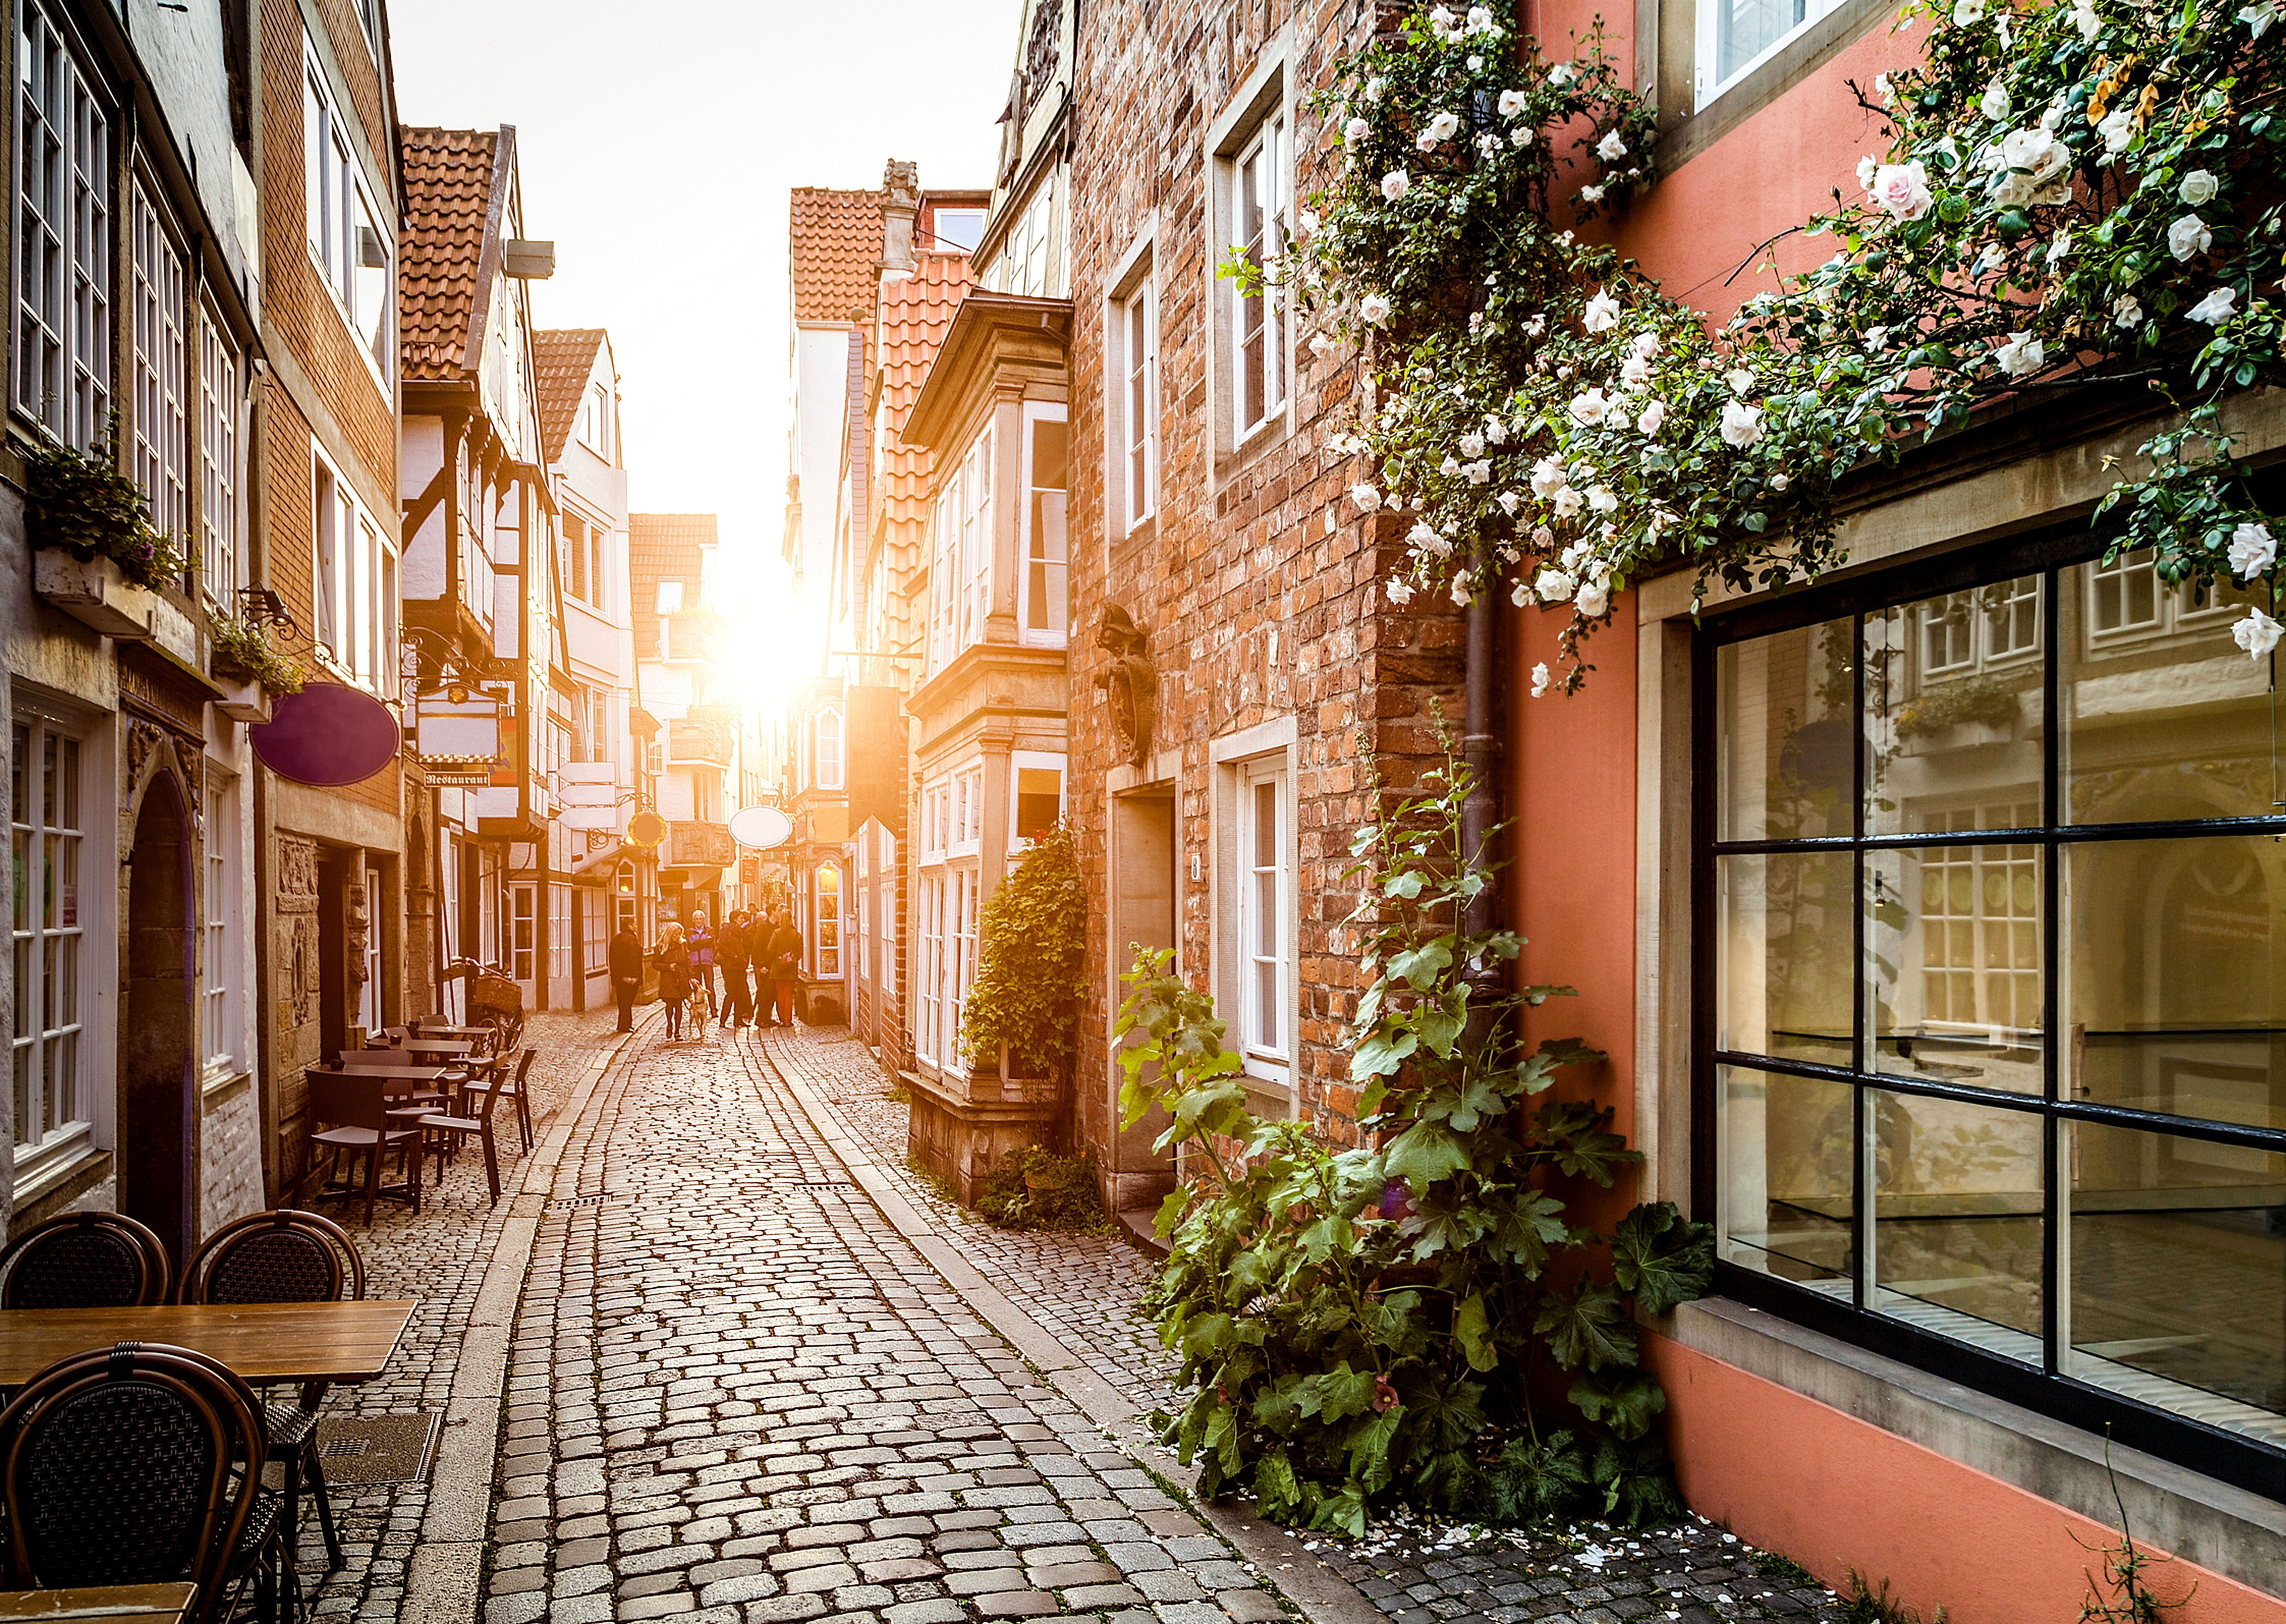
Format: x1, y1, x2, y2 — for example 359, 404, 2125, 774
1066, 0, 1467, 1155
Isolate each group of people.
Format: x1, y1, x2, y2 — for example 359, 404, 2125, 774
606, 910, 804, 1042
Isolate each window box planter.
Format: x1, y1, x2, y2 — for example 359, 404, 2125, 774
33, 549, 155, 640
210, 673, 273, 725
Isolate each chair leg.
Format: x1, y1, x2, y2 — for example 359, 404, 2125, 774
305, 1432, 344, 1570
362, 1141, 380, 1227
480, 1122, 500, 1206
515, 1085, 533, 1151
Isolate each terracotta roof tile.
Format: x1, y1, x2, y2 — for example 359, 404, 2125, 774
535, 328, 608, 461
629, 513, 718, 627
789, 187, 884, 330
400, 127, 500, 381
874, 253, 972, 530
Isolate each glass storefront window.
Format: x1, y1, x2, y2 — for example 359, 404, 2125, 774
1708, 542, 2286, 1473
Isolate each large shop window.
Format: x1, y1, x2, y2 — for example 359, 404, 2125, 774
1705, 541, 2286, 1490
16, 4, 111, 450
11, 717, 88, 1161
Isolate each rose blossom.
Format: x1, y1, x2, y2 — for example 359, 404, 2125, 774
1568, 388, 1612, 426
1344, 116, 1372, 149
1427, 110, 1461, 143
1720, 400, 1765, 449
1381, 170, 1410, 201
2112, 292, 2144, 328
2168, 214, 2213, 261
2234, 606, 2282, 659
1350, 483, 1383, 512
2180, 169, 2220, 206
1597, 129, 1629, 161
1994, 331, 2045, 376
2188, 286, 2239, 324
1636, 400, 1667, 435
1575, 579, 1611, 619
1869, 161, 1933, 220
2229, 521, 2276, 578
1384, 578, 1415, 606
1530, 662, 1552, 697
1360, 293, 1392, 325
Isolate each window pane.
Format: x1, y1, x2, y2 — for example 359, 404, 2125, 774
1865, 578, 2044, 836
1716, 614, 1855, 842
1865, 844, 2044, 1094
2060, 555, 2271, 826
2068, 1117, 2284, 1446
1016, 767, 1062, 843
1716, 851, 1852, 1066
2067, 835, 2286, 1134
1870, 1089, 2045, 1361
1717, 0, 1808, 84
1719, 1063, 1855, 1290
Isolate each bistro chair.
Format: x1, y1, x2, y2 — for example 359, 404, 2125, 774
178, 1211, 364, 1575
305, 1070, 422, 1227
492, 1046, 539, 1151
0, 1340, 289, 1624
0, 1210, 172, 1309
420, 1056, 508, 1206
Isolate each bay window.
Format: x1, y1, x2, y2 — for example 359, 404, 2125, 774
927, 428, 994, 674
1019, 404, 1069, 645
1707, 540, 2285, 1487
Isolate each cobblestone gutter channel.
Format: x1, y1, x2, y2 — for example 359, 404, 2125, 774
302, 1020, 1863, 1624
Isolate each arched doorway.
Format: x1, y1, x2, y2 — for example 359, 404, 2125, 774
121, 773, 196, 1265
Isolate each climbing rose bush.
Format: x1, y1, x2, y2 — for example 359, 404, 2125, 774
1298, 0, 2286, 689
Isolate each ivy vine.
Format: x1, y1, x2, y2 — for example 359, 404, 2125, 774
960, 822, 1086, 1082
1299, 0, 2286, 691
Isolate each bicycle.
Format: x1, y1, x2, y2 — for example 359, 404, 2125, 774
441, 956, 526, 1053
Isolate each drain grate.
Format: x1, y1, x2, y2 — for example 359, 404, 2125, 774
549, 1191, 617, 1209
313, 1412, 441, 1486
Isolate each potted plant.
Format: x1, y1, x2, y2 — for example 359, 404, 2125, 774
207, 614, 306, 724
23, 420, 195, 640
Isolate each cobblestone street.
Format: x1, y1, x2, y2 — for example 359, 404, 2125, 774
300, 1021, 1855, 1624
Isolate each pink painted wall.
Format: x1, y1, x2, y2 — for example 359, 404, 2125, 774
1644, 1333, 2286, 1624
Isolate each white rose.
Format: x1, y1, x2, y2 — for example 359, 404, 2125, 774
1994, 331, 2045, 376
1498, 88, 1529, 118
2229, 521, 2277, 578
1485, 417, 1509, 445
1415, 127, 1440, 153
2241, 1, 2279, 37
1770, 472, 1791, 492
1583, 290, 1622, 333
1407, 520, 1452, 556
1511, 127, 1535, 148
1551, 487, 1585, 520
1547, 62, 1576, 87
2071, 0, 2101, 39
2112, 292, 2143, 328
1440, 455, 1462, 479
1463, 460, 1492, 485
1636, 400, 1667, 435
1381, 170, 1411, 201
1568, 388, 1612, 426
2180, 169, 2220, 206
1360, 293, 1393, 325
1385, 578, 1415, 606
1632, 331, 1660, 358
2048, 229, 2072, 265
1350, 483, 1383, 512
1619, 355, 1652, 390
1597, 130, 1629, 161
1574, 580, 1610, 619
1530, 662, 1552, 697
2099, 107, 2135, 155
2234, 606, 2282, 658
1467, 5, 1495, 31
1496, 490, 1523, 515
1365, 76, 1385, 101
2168, 214, 2212, 261
2188, 286, 2239, 324
1720, 400, 1765, 449
1868, 161, 1933, 221
1308, 331, 1335, 357
1530, 458, 1568, 497
1953, 0, 1985, 22
1864, 325, 1891, 353
1344, 116, 1372, 150
1586, 485, 1619, 514
1981, 82, 2012, 121
1535, 568, 1577, 601
1427, 110, 1461, 142
1459, 433, 1486, 458
1726, 367, 1756, 395
1467, 53, 1485, 71
1856, 154, 1879, 188
1476, 132, 1502, 157
1579, 183, 1606, 203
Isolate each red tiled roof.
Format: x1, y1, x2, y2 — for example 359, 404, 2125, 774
629, 513, 718, 628
535, 329, 608, 461
875, 253, 972, 530
789, 187, 884, 329
400, 127, 501, 382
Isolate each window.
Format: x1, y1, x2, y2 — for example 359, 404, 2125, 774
990, 181, 1058, 297
1108, 273, 1158, 533
548, 884, 572, 983
1237, 759, 1292, 1068
928, 427, 994, 673
1020, 405, 1069, 645
352, 0, 380, 57
582, 889, 607, 975
312, 454, 395, 694
1012, 753, 1066, 846
130, 186, 189, 568
510, 884, 536, 981
199, 314, 241, 602
1231, 109, 1290, 441
814, 864, 842, 976
1709, 540, 2286, 1485
918, 870, 946, 1063
304, 48, 391, 383
930, 207, 985, 253
357, 864, 383, 1032
578, 381, 611, 457
314, 461, 342, 659
1698, 0, 1851, 103
202, 769, 239, 1077
816, 709, 844, 792
12, 716, 87, 1158
16, 5, 111, 448
567, 516, 588, 603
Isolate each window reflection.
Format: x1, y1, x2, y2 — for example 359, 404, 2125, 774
1870, 1091, 2045, 1361
1866, 845, 2044, 1094
1717, 617, 1855, 842
1719, 1065, 1854, 1289
1864, 578, 2045, 837
1717, 852, 1853, 1066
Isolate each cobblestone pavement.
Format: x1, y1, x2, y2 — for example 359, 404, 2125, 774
304, 1005, 631, 1619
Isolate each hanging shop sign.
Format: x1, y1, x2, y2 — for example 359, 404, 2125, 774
250, 685, 401, 787
626, 809, 668, 849
727, 805, 792, 851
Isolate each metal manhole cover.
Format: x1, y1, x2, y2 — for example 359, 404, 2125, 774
313, 1412, 441, 1486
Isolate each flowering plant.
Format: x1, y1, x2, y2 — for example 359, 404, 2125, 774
22, 417, 195, 592
1304, 0, 2286, 689
208, 614, 307, 694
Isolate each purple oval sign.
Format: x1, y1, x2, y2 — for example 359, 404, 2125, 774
250, 685, 402, 787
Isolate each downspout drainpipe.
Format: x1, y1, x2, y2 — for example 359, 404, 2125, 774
1461, 579, 1500, 950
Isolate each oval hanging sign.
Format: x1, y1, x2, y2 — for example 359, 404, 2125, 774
249, 685, 403, 787
728, 806, 792, 850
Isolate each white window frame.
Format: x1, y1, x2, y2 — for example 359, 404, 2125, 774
1695, 0, 1850, 108
199, 309, 242, 604
1237, 755, 1294, 1072
814, 862, 842, 977
15, 4, 111, 450
1105, 251, 1158, 537
130, 182, 189, 569
311, 449, 397, 696
1206, 45, 1295, 470
201, 766, 241, 1080
917, 867, 946, 1065
1018, 403, 1069, 648
12, 712, 93, 1168
302, 40, 392, 391
357, 863, 384, 1032
510, 883, 536, 983
1009, 750, 1068, 851
578, 380, 611, 458
816, 708, 844, 792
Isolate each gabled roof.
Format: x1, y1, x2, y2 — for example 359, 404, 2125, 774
535, 328, 608, 461
629, 513, 718, 629
400, 127, 506, 382
875, 253, 972, 530
790, 187, 884, 330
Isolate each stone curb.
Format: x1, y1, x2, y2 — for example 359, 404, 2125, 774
398, 1009, 659, 1624
754, 1031, 1390, 1624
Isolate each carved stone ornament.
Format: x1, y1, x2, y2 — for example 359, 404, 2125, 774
1093, 605, 1158, 770
1021, 0, 1062, 121
346, 880, 370, 987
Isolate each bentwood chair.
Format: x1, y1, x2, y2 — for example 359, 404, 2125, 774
491, 1046, 538, 1151
0, 1340, 289, 1624
178, 1210, 365, 1574
306, 1071, 422, 1226
420, 1055, 508, 1205
0, 1210, 172, 1309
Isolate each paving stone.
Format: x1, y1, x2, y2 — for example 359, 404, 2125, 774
972, 1593, 1060, 1618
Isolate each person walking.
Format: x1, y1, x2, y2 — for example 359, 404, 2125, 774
687, 912, 718, 1023
763, 910, 803, 1030
653, 921, 694, 1042
609, 922, 645, 1033
717, 910, 754, 1030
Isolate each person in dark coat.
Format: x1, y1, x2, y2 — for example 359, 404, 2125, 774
717, 910, 755, 1030
608, 923, 645, 1033
653, 921, 695, 1041
763, 911, 803, 1030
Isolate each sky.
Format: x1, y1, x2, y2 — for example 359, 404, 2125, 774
386, 0, 1013, 607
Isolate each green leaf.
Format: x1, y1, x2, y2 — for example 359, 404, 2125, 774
1534, 1279, 1638, 1372
1379, 1123, 1473, 1190
1454, 1292, 1497, 1372
1612, 1201, 1716, 1316
1569, 1371, 1668, 1440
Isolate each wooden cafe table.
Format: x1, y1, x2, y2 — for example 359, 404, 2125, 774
0, 1299, 417, 1388
0, 1584, 197, 1620
392, 1039, 474, 1061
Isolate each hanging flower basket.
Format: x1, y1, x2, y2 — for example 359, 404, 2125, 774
211, 674, 272, 725
22, 417, 195, 594
209, 613, 307, 703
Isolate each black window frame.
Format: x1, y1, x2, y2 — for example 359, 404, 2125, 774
1690, 522, 2286, 1502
